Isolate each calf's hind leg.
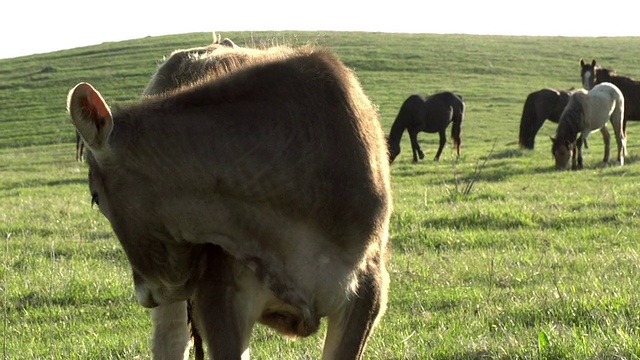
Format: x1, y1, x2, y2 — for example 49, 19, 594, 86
189, 245, 268, 360
322, 253, 389, 360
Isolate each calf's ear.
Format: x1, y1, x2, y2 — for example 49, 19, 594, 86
67, 82, 113, 152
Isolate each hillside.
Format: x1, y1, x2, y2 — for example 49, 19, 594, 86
3, 31, 640, 359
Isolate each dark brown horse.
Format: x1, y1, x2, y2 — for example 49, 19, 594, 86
580, 58, 640, 132
518, 88, 577, 150
387, 92, 465, 163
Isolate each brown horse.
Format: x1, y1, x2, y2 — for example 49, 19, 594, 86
518, 88, 577, 150
580, 58, 640, 133
387, 92, 465, 163
69, 44, 391, 359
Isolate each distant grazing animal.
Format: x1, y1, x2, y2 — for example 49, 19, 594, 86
387, 92, 465, 163
75, 130, 84, 162
518, 88, 578, 150
68, 44, 392, 360
580, 58, 640, 133
551, 82, 626, 170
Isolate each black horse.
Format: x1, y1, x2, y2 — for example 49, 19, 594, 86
387, 92, 465, 163
518, 88, 577, 150
580, 58, 640, 133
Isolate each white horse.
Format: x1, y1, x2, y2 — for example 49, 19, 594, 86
551, 82, 626, 170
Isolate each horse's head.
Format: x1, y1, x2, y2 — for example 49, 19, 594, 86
387, 136, 400, 163
580, 58, 597, 90
550, 136, 574, 170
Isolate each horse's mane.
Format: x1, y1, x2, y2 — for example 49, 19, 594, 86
556, 92, 586, 140
596, 67, 618, 77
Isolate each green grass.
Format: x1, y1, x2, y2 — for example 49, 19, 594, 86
4, 31, 640, 359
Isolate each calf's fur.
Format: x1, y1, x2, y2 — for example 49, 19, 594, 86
69, 44, 392, 359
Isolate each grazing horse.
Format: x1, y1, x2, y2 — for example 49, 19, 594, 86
75, 130, 85, 162
387, 92, 465, 163
551, 82, 626, 170
68, 44, 391, 360
518, 88, 577, 150
580, 58, 640, 132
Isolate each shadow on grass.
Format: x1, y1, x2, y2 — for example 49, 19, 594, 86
420, 210, 624, 232
0, 177, 86, 191
429, 351, 510, 360
11, 291, 129, 311
429, 349, 568, 360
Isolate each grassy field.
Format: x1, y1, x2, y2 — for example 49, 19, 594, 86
3, 31, 640, 359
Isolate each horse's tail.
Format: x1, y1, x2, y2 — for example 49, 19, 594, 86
519, 93, 537, 149
75, 129, 86, 162
451, 97, 464, 156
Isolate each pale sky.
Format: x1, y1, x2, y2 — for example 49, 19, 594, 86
2, 0, 640, 60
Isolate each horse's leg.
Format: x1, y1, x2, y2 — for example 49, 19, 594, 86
408, 130, 422, 163
617, 130, 626, 166
611, 118, 626, 165
621, 134, 627, 165
151, 301, 192, 360
600, 127, 611, 165
322, 251, 389, 360
529, 116, 546, 150
434, 130, 446, 161
623, 118, 628, 156
190, 245, 264, 360
573, 136, 582, 170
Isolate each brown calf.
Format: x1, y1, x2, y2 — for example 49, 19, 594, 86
68, 44, 392, 359
141, 36, 320, 359
141, 36, 244, 360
